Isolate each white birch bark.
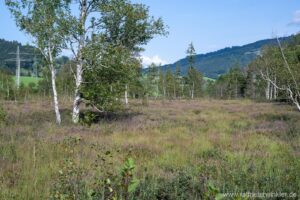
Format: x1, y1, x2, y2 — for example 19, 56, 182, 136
72, 0, 87, 124
191, 82, 194, 99
125, 84, 128, 105
16, 46, 20, 89
274, 77, 278, 99
48, 48, 61, 125
72, 61, 83, 123
173, 82, 176, 99
270, 83, 273, 100
235, 78, 238, 98
265, 80, 270, 100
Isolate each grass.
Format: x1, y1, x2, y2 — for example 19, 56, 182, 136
0, 99, 299, 199
12, 76, 42, 86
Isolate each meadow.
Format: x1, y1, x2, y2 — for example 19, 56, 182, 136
0, 99, 299, 199
12, 76, 42, 86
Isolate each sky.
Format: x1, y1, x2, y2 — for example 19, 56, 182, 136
1, 0, 300, 66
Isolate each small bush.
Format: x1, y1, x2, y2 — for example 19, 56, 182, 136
50, 137, 88, 200
80, 111, 98, 126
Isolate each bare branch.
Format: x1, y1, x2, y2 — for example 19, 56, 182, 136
277, 37, 299, 88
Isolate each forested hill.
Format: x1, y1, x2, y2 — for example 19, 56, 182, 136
0, 38, 36, 73
160, 36, 291, 79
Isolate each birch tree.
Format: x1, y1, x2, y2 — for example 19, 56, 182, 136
64, 0, 95, 124
6, 0, 71, 124
68, 0, 166, 117
258, 37, 300, 111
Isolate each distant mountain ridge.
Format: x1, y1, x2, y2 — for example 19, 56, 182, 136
160, 36, 291, 79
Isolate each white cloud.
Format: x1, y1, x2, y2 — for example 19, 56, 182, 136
140, 55, 168, 67
290, 10, 300, 25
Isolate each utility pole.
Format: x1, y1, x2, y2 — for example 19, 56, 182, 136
16, 46, 21, 88
5, 45, 34, 89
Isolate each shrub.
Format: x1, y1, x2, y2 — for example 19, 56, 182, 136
50, 137, 88, 200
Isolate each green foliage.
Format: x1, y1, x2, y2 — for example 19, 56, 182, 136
186, 42, 196, 68
6, 0, 71, 54
140, 54, 207, 100
80, 111, 97, 127
56, 61, 74, 96
99, 0, 167, 52
145, 64, 160, 98
141, 64, 206, 100
184, 43, 204, 98
50, 137, 88, 200
81, 0, 167, 112
165, 68, 176, 98
212, 66, 247, 99
90, 150, 140, 200
246, 34, 300, 108
204, 33, 300, 104
50, 137, 140, 200
82, 44, 138, 112
0, 69, 14, 100
120, 157, 139, 199
187, 66, 204, 98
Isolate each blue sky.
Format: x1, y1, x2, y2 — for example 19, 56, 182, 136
1, 0, 300, 65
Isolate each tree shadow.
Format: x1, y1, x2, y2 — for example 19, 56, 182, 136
80, 110, 141, 125
6, 105, 141, 127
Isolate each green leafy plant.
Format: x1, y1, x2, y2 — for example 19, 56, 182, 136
50, 137, 88, 200
80, 111, 97, 127
90, 149, 118, 200
120, 157, 139, 200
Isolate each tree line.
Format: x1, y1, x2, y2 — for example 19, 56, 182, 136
208, 34, 300, 111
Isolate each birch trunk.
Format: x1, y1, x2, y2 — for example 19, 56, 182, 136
125, 84, 128, 105
49, 52, 61, 125
295, 101, 300, 111
181, 84, 184, 99
72, 62, 83, 123
72, 0, 87, 124
270, 84, 273, 100
191, 82, 194, 99
265, 81, 270, 100
173, 82, 176, 99
155, 85, 159, 100
235, 78, 238, 98
274, 77, 277, 99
